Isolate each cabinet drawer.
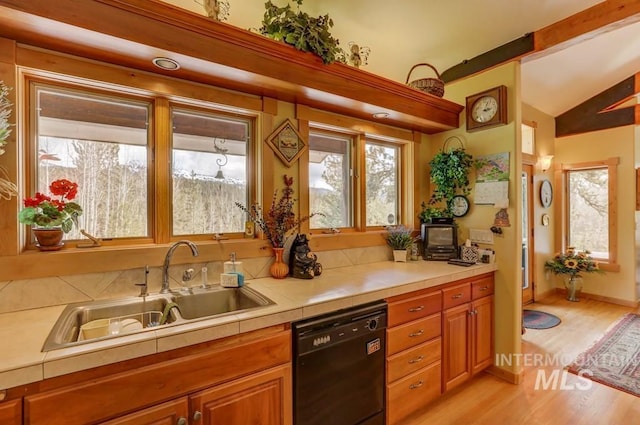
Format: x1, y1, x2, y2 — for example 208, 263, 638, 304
387, 291, 441, 327
472, 276, 494, 299
386, 361, 441, 425
387, 313, 441, 355
442, 282, 471, 309
387, 337, 441, 383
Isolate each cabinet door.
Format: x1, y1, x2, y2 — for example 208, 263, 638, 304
99, 398, 189, 425
190, 364, 292, 425
442, 303, 470, 392
0, 399, 21, 425
471, 295, 494, 375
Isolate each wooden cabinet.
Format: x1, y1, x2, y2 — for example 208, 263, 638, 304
442, 274, 494, 392
100, 398, 189, 425
385, 290, 442, 425
0, 399, 21, 425
24, 328, 291, 425
190, 364, 291, 425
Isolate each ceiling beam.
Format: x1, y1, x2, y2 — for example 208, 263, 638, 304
555, 73, 640, 137
443, 0, 640, 82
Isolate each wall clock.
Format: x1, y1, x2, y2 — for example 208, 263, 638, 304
451, 195, 470, 217
540, 179, 553, 208
465, 85, 508, 132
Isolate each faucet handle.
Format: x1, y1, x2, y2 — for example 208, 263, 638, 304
135, 265, 149, 297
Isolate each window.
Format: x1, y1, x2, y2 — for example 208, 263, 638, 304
32, 83, 150, 240
562, 158, 618, 265
308, 131, 352, 229
365, 141, 399, 226
171, 107, 250, 236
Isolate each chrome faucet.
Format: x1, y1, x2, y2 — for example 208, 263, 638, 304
161, 240, 199, 294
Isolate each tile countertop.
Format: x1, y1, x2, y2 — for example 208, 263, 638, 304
0, 260, 497, 390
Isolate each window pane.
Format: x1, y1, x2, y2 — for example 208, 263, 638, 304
568, 168, 608, 258
309, 132, 351, 228
171, 108, 248, 235
35, 85, 150, 239
365, 142, 398, 226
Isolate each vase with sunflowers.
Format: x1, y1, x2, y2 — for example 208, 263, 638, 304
18, 179, 83, 250
235, 175, 320, 278
544, 247, 603, 301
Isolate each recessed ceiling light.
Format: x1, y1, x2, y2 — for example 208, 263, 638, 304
152, 57, 180, 71
372, 112, 389, 119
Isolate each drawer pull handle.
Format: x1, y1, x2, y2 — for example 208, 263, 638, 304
479, 286, 489, 291
409, 355, 424, 364
408, 305, 424, 312
409, 329, 424, 337
451, 293, 463, 299
409, 380, 424, 389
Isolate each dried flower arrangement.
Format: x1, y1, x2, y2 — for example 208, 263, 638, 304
235, 175, 320, 248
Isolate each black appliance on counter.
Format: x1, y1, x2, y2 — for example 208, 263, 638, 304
293, 300, 387, 425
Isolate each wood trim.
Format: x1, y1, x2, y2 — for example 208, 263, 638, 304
0, 0, 463, 134
296, 106, 415, 142
533, 0, 640, 55
24, 329, 291, 424
486, 365, 523, 385
297, 118, 311, 234
553, 287, 636, 307
154, 97, 170, 243
636, 168, 640, 210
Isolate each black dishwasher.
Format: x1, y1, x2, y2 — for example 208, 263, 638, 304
293, 300, 387, 425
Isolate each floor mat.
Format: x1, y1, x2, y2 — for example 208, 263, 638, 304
523, 309, 561, 329
567, 313, 640, 397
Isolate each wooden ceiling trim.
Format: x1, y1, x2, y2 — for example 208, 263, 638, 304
0, 0, 463, 134
533, 0, 640, 56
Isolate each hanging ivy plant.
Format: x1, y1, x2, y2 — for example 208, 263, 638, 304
260, 0, 346, 64
428, 148, 474, 215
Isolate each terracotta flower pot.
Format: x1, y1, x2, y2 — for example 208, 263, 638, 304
33, 228, 64, 251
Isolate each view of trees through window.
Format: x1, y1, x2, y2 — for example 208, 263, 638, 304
171, 109, 249, 235
366, 142, 399, 226
35, 85, 150, 240
309, 132, 351, 228
568, 168, 609, 258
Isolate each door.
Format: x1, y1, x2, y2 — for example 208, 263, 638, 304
522, 164, 534, 304
442, 303, 471, 392
190, 365, 292, 425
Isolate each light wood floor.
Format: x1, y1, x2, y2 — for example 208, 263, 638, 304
403, 293, 640, 425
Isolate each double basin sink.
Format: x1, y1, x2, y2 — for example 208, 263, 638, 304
42, 286, 275, 351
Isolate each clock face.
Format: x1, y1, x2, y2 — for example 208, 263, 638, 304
540, 180, 553, 208
451, 195, 470, 217
471, 96, 498, 123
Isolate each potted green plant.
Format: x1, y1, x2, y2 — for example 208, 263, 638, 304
418, 201, 451, 224
385, 225, 417, 262
428, 148, 474, 216
259, 0, 346, 64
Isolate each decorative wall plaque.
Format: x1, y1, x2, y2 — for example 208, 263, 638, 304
266, 119, 307, 167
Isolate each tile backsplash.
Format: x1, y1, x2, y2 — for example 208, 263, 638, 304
0, 245, 391, 314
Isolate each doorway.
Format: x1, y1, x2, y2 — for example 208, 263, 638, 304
522, 164, 534, 304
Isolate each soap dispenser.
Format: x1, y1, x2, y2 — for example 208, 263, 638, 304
220, 252, 245, 287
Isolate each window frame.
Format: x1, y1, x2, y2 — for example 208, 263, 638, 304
22, 71, 260, 249
556, 157, 620, 272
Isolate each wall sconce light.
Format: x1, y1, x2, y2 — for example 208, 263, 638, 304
213, 139, 228, 179
493, 198, 510, 228
539, 155, 554, 172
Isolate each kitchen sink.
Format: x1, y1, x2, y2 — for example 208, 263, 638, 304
171, 285, 275, 320
42, 286, 275, 351
42, 295, 176, 351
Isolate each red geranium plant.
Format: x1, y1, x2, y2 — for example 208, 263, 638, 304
18, 179, 83, 233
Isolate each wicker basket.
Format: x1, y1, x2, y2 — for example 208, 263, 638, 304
405, 63, 445, 97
